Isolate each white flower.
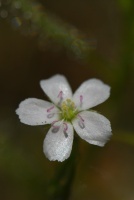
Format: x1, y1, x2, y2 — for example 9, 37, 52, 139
16, 74, 112, 162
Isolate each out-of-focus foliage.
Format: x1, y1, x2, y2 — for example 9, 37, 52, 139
118, 0, 132, 11
0, 0, 93, 59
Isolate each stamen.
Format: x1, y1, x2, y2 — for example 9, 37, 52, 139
63, 122, 68, 138
78, 121, 85, 129
51, 120, 59, 126
57, 91, 63, 106
77, 114, 85, 129
80, 95, 83, 106
63, 122, 68, 131
47, 106, 54, 113
58, 91, 63, 98
64, 131, 68, 138
51, 120, 60, 133
78, 114, 84, 122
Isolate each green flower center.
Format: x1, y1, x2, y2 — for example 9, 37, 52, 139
60, 99, 78, 121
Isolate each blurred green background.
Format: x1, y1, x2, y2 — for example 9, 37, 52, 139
0, 0, 134, 199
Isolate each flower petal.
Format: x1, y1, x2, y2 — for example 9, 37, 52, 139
16, 98, 59, 126
40, 74, 73, 106
73, 78, 110, 110
72, 111, 112, 147
43, 122, 74, 162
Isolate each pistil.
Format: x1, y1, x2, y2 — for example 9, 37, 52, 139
60, 99, 77, 121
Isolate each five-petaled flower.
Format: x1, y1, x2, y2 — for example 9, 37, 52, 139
16, 74, 112, 162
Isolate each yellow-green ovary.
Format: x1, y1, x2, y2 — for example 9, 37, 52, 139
61, 99, 77, 121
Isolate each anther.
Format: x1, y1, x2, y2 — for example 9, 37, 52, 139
64, 131, 68, 138
63, 122, 68, 138
58, 91, 63, 99
51, 120, 60, 133
78, 121, 85, 129
77, 114, 85, 129
52, 126, 60, 133
57, 91, 63, 106
47, 113, 55, 118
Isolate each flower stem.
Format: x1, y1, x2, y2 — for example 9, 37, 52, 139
47, 136, 79, 200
